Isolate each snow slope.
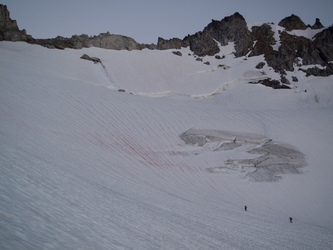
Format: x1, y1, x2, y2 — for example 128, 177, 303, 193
1, 41, 333, 249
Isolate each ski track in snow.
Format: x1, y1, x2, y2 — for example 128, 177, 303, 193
1, 42, 333, 249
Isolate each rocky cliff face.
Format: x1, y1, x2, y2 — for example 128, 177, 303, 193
266, 31, 319, 71
313, 26, 333, 62
158, 12, 253, 57
249, 23, 275, 57
0, 5, 32, 41
258, 21, 333, 75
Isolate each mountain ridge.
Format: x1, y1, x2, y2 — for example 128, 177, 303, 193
1, 4, 332, 79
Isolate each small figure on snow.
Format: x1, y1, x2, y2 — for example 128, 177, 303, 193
244, 205, 247, 211
289, 217, 293, 223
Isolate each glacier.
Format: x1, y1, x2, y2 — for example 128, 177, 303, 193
1, 41, 333, 249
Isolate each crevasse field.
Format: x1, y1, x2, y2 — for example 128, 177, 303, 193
1, 39, 333, 249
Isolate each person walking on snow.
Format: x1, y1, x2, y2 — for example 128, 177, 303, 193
244, 205, 247, 211
289, 217, 293, 223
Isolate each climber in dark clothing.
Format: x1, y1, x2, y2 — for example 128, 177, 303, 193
289, 217, 293, 223
244, 206, 247, 211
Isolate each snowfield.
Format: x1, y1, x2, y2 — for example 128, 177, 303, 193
1, 41, 333, 249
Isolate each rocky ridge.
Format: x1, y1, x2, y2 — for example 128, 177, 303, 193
1, 4, 332, 80
32, 33, 157, 51
158, 13, 332, 79
0, 5, 155, 51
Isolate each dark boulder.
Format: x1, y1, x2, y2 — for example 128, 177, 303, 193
292, 76, 298, 82
215, 55, 225, 59
256, 79, 290, 89
255, 62, 266, 69
172, 51, 182, 56
280, 75, 290, 84
80, 54, 101, 63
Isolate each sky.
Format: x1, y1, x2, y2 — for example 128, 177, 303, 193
2, 0, 333, 44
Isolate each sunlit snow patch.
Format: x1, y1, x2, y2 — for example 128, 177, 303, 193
180, 128, 306, 182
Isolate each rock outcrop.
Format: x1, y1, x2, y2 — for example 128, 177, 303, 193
80, 54, 101, 63
158, 13, 253, 57
265, 31, 318, 71
255, 79, 290, 89
249, 23, 275, 57
313, 26, 333, 62
303, 64, 333, 77
157, 37, 186, 50
246, 15, 332, 77
260, 26, 333, 75
312, 18, 324, 29
0, 5, 32, 41
278, 14, 307, 31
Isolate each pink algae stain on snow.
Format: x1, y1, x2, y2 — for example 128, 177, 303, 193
88, 132, 196, 173
89, 134, 115, 151
120, 137, 167, 169
120, 137, 196, 172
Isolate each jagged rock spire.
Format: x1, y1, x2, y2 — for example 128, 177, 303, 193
312, 18, 324, 29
